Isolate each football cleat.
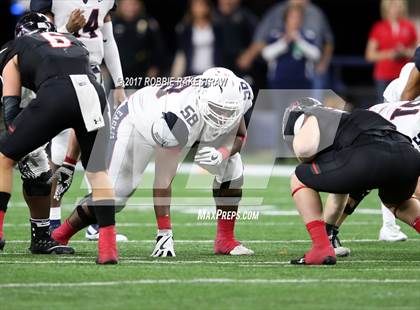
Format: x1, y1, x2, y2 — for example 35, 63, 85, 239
29, 236, 75, 254
151, 231, 176, 257
229, 244, 254, 256
290, 255, 336, 265
96, 226, 118, 265
214, 239, 254, 255
329, 228, 351, 257
291, 246, 336, 265
0, 238, 5, 251
379, 224, 408, 242
85, 224, 128, 242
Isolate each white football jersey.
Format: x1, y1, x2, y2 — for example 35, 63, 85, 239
127, 78, 253, 147
31, 0, 116, 66
383, 62, 417, 102
370, 100, 420, 150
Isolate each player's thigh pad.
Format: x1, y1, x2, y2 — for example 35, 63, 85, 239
199, 153, 244, 184
50, 129, 72, 166
108, 108, 155, 208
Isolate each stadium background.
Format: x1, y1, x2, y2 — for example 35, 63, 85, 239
1, 0, 419, 99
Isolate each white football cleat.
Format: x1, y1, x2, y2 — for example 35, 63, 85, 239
379, 224, 408, 242
85, 224, 128, 242
328, 228, 350, 257
151, 231, 176, 257
229, 244, 254, 256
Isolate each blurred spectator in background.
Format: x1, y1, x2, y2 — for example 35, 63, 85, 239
366, 0, 417, 103
214, 0, 257, 76
262, 4, 320, 89
171, 0, 223, 77
113, 0, 165, 80
237, 0, 333, 89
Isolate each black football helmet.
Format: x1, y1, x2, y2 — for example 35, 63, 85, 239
282, 97, 322, 138
15, 12, 56, 38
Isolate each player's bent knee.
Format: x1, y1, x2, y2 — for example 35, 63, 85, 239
0, 153, 15, 167
290, 173, 307, 197
213, 177, 243, 206
22, 171, 52, 196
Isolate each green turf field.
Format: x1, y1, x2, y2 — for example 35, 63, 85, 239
0, 171, 419, 310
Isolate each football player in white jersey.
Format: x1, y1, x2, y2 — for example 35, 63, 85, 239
53, 67, 255, 256
30, 0, 126, 237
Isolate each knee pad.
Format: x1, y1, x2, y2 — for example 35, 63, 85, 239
213, 176, 243, 206
345, 190, 372, 215
22, 171, 52, 196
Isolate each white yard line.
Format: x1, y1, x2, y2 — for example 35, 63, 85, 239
0, 278, 419, 289
3, 221, 379, 228
0, 259, 419, 266
5, 239, 420, 244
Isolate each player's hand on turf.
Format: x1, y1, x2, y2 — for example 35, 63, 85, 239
194, 147, 225, 166
66, 9, 86, 33
50, 161, 76, 201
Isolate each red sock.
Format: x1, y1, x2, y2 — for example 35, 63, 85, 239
306, 220, 330, 249
412, 217, 420, 233
216, 218, 236, 240
52, 220, 77, 245
97, 225, 118, 264
0, 211, 5, 239
157, 215, 171, 230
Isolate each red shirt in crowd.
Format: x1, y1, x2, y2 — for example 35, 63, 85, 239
368, 19, 417, 81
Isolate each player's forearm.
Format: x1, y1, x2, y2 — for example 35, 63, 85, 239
220, 118, 247, 157
401, 68, 420, 101
65, 131, 81, 161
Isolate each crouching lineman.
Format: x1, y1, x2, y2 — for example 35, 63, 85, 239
0, 13, 117, 264
323, 98, 420, 256
53, 67, 254, 256
283, 98, 420, 265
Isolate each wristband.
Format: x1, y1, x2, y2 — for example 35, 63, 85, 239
218, 147, 230, 160
64, 156, 77, 166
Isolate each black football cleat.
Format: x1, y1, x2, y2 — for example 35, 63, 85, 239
0, 238, 5, 251
29, 236, 75, 254
290, 256, 336, 265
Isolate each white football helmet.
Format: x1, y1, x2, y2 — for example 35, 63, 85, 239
196, 68, 244, 130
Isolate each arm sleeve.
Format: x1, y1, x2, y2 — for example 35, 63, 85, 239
30, 0, 53, 13
295, 36, 321, 61
261, 38, 288, 61
102, 21, 124, 87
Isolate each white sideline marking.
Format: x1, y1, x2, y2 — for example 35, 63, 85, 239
5, 239, 420, 244
0, 278, 419, 289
